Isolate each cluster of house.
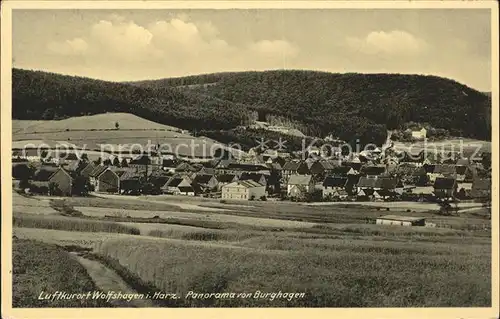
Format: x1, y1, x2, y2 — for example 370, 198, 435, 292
12, 145, 491, 202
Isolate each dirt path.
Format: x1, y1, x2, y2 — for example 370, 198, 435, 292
72, 253, 154, 307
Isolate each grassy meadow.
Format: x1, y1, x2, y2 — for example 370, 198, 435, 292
11, 193, 492, 307
12, 238, 109, 307
95, 234, 491, 307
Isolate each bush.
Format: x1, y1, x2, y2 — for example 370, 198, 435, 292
260, 196, 267, 201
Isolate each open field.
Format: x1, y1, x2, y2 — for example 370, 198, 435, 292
305, 201, 484, 212
95, 235, 491, 307
13, 113, 182, 134
12, 192, 56, 215
12, 113, 247, 158
12, 238, 109, 307
14, 213, 140, 235
11, 189, 492, 307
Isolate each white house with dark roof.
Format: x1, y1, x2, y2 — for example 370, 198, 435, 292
287, 174, 314, 195
221, 180, 266, 200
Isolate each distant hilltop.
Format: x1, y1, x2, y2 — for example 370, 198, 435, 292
13, 68, 491, 148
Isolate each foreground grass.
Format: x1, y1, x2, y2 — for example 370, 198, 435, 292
12, 238, 109, 307
96, 236, 491, 307
13, 213, 140, 235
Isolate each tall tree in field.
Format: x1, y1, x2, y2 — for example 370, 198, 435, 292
113, 157, 121, 167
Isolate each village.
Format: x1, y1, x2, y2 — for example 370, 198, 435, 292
11, 130, 492, 224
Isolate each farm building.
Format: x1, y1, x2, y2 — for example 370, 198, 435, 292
221, 180, 266, 200
161, 176, 193, 195
341, 160, 362, 172
192, 174, 219, 193
433, 177, 457, 199
78, 162, 97, 178
322, 176, 347, 198
282, 161, 310, 180
115, 169, 142, 194
356, 176, 399, 200
216, 174, 238, 189
239, 173, 267, 187
309, 160, 340, 176
376, 215, 426, 227
48, 167, 75, 196
287, 174, 314, 196
89, 166, 120, 193
328, 166, 356, 177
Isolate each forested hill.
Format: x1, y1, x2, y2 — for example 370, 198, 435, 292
12, 68, 249, 131
133, 70, 492, 141
13, 68, 491, 146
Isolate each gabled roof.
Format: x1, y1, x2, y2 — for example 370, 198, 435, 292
214, 159, 235, 169
357, 176, 398, 189
240, 172, 266, 184
433, 164, 456, 176
329, 166, 352, 176
118, 169, 142, 181
89, 165, 108, 178
283, 161, 301, 171
178, 186, 195, 192
288, 174, 312, 185
166, 177, 184, 187
217, 174, 237, 183
360, 165, 386, 176
433, 177, 457, 189
192, 174, 216, 185
323, 176, 347, 188
357, 176, 378, 188
224, 180, 264, 188
199, 167, 216, 175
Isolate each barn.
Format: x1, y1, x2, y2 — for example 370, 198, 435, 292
376, 215, 426, 227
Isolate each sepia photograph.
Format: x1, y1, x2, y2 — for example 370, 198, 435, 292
1, 1, 498, 318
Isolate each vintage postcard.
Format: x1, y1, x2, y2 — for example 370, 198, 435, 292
1, 1, 498, 319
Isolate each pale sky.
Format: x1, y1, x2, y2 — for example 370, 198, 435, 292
12, 9, 492, 91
